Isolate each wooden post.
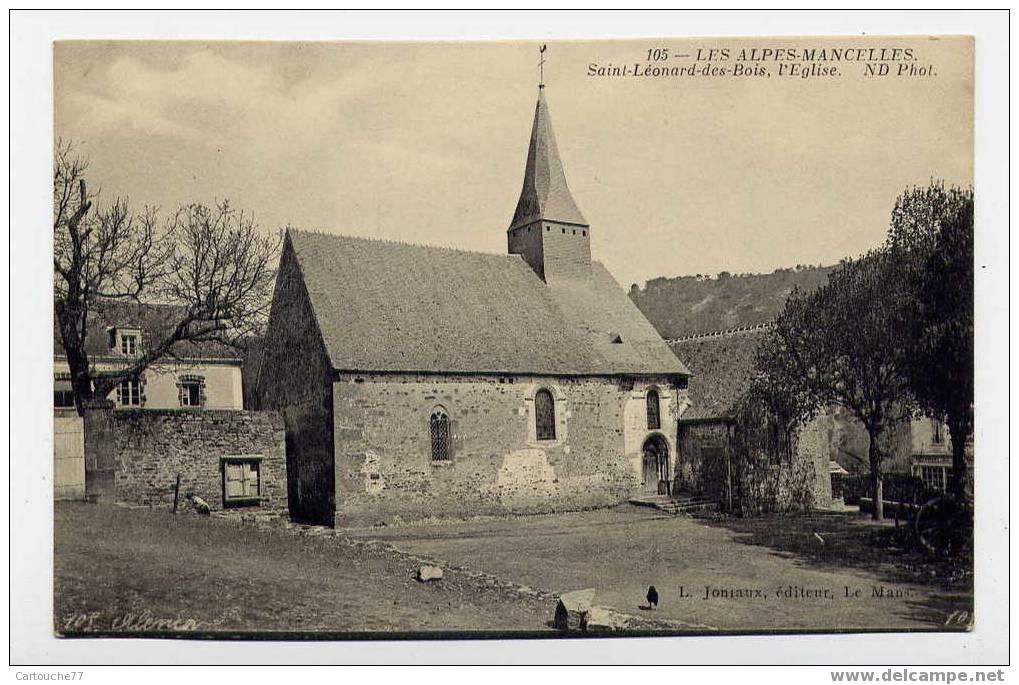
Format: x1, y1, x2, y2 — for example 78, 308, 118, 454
172, 473, 182, 513
725, 424, 734, 514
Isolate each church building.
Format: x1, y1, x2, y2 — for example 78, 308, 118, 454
257, 86, 692, 526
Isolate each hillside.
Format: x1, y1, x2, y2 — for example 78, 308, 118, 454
628, 265, 836, 339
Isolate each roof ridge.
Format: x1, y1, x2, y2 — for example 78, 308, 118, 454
665, 322, 774, 344
288, 228, 515, 260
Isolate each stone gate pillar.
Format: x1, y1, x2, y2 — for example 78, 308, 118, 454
81, 398, 116, 501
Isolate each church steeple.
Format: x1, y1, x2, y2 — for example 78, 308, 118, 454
508, 85, 592, 284
509, 88, 587, 231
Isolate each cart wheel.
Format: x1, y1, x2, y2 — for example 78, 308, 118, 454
915, 496, 972, 557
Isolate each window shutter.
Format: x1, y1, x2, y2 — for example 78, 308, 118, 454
199, 378, 207, 407
225, 463, 244, 498
138, 375, 146, 407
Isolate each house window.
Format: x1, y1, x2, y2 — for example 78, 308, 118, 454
919, 465, 947, 493
116, 378, 142, 407
430, 407, 451, 462
931, 419, 944, 444
222, 458, 261, 506
120, 333, 139, 356
178, 374, 205, 408
54, 373, 75, 408
535, 389, 556, 441
646, 388, 661, 430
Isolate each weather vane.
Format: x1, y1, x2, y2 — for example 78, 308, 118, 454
538, 44, 547, 88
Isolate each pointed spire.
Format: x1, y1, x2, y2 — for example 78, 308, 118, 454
508, 88, 587, 232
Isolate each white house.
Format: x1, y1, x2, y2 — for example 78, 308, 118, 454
54, 301, 244, 412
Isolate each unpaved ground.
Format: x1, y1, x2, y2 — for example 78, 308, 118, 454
344, 506, 972, 633
55, 502, 971, 638
54, 502, 552, 637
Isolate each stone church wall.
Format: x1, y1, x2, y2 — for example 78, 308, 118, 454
331, 373, 686, 525
255, 238, 337, 525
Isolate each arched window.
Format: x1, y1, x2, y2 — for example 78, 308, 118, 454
535, 389, 556, 441
646, 388, 661, 430
430, 407, 451, 462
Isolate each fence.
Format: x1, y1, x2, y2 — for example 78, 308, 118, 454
832, 471, 941, 508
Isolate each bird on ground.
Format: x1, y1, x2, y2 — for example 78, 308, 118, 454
646, 585, 659, 610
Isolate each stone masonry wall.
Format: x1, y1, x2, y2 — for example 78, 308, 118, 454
332, 373, 686, 525
676, 421, 733, 505
255, 237, 336, 525
111, 409, 285, 512
677, 417, 832, 514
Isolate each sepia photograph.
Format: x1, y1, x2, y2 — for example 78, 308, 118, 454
8, 9, 1009, 671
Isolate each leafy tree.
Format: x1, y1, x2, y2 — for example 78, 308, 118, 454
54, 141, 279, 412
886, 183, 974, 499
756, 253, 912, 520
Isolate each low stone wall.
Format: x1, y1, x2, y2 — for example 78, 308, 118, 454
110, 409, 286, 513
677, 416, 832, 514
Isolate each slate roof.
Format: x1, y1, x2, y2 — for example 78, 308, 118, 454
53, 300, 242, 362
509, 89, 587, 231
669, 326, 769, 421
287, 229, 689, 377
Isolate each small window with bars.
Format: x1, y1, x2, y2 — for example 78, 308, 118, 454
430, 407, 451, 462
646, 388, 661, 430
222, 458, 261, 506
535, 389, 556, 441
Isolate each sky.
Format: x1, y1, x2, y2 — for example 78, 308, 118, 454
53, 37, 973, 288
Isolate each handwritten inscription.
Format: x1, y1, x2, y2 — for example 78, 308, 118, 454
60, 609, 228, 633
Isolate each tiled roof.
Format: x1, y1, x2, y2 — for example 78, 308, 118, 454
54, 300, 242, 362
287, 229, 689, 377
670, 326, 768, 421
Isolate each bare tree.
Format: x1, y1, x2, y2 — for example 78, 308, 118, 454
54, 141, 279, 411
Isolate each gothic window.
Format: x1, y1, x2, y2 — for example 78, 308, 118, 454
646, 388, 661, 430
535, 389, 556, 441
430, 407, 451, 462
931, 419, 944, 444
